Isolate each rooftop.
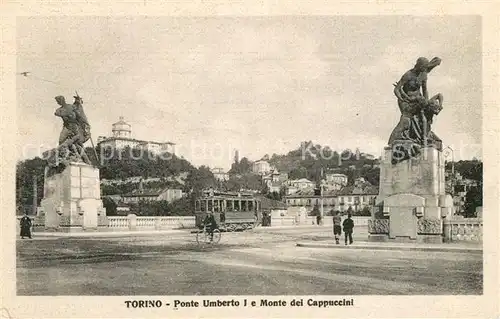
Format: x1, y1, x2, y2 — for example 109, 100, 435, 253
98, 136, 176, 145
123, 187, 182, 197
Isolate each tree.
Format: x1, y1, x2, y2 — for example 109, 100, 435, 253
183, 166, 218, 196
463, 185, 482, 217
266, 191, 281, 201
229, 157, 252, 175
102, 197, 118, 216
360, 205, 372, 216
167, 196, 195, 216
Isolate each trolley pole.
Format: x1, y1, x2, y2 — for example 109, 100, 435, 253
32, 175, 37, 216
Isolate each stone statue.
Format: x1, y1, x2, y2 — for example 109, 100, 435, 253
44, 94, 92, 171
388, 57, 444, 164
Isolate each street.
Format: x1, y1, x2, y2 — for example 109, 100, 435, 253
16, 227, 482, 295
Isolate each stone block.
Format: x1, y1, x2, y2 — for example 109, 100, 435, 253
40, 162, 107, 232
385, 193, 425, 240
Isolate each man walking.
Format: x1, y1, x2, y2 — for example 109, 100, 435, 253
342, 213, 354, 245
332, 211, 342, 244
20, 213, 32, 239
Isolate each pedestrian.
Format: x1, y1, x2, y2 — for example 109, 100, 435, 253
20, 213, 32, 239
342, 213, 354, 245
332, 211, 342, 244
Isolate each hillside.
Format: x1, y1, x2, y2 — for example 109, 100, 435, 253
265, 141, 380, 185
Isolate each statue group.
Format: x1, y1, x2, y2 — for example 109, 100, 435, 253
44, 93, 94, 173
389, 56, 444, 164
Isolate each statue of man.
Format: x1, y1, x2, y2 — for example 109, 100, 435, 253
53, 95, 91, 165
389, 57, 444, 149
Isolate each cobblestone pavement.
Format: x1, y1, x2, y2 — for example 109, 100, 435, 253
16, 227, 482, 295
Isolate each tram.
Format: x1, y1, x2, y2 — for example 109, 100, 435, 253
194, 189, 262, 232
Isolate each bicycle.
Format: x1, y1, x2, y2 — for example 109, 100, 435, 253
196, 226, 221, 245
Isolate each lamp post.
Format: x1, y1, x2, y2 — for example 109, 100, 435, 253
443, 146, 455, 195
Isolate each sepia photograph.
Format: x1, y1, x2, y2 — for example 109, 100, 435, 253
2, 6, 498, 318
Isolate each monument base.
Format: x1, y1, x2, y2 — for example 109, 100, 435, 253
368, 145, 453, 244
39, 161, 107, 232
368, 234, 443, 244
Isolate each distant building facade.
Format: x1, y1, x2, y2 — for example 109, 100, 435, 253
285, 188, 339, 213
211, 167, 229, 181
323, 173, 348, 190
97, 117, 176, 155
122, 187, 184, 203
252, 160, 271, 175
284, 177, 378, 214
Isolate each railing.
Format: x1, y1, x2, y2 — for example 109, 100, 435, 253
16, 215, 196, 232
107, 215, 196, 230
443, 217, 482, 242
107, 216, 129, 228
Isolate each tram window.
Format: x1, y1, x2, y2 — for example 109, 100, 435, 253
226, 200, 233, 211
248, 201, 254, 211
208, 200, 213, 212
195, 200, 200, 211
214, 200, 219, 212
201, 200, 207, 212
234, 200, 240, 211
242, 201, 248, 211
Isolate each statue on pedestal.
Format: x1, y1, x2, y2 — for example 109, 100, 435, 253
389, 57, 444, 164
44, 93, 93, 174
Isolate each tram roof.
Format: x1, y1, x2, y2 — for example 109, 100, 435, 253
199, 190, 257, 199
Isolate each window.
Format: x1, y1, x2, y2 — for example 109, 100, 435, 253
201, 200, 207, 212
226, 200, 233, 211
214, 200, 220, 212
248, 201, 254, 211
208, 200, 213, 212
242, 201, 248, 211
234, 200, 240, 211
348, 196, 352, 202
195, 200, 200, 211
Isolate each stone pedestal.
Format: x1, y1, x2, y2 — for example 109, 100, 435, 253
368, 144, 454, 243
39, 162, 107, 232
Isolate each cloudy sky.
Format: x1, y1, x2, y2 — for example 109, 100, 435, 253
17, 16, 481, 169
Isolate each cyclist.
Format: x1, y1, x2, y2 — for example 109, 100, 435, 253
202, 211, 218, 242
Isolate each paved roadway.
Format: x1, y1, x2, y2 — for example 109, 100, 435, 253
16, 226, 482, 295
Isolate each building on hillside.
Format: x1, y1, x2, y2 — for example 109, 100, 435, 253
122, 187, 184, 203
116, 202, 131, 215
287, 178, 316, 190
324, 173, 348, 190
211, 167, 229, 181
262, 169, 280, 186
285, 187, 339, 213
278, 173, 289, 183
97, 117, 176, 155
337, 179, 378, 213
268, 182, 282, 194
252, 160, 271, 175
360, 153, 376, 160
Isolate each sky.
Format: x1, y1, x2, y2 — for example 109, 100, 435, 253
16, 16, 482, 169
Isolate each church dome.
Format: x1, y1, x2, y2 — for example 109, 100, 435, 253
112, 116, 131, 138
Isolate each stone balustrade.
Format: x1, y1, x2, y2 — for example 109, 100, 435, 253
443, 217, 482, 242
17, 215, 196, 232
367, 215, 483, 242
